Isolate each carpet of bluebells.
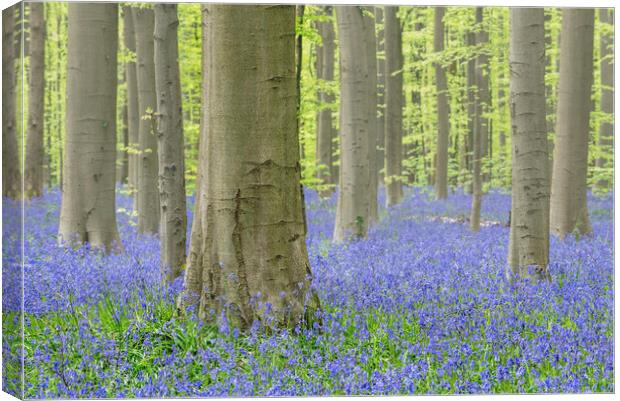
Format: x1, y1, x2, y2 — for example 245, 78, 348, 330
2, 186, 614, 398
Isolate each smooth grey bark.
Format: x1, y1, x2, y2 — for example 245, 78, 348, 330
465, 31, 476, 193
180, 5, 319, 329
154, 4, 187, 282
595, 8, 613, 191
375, 7, 385, 185
550, 9, 595, 238
24, 2, 45, 198
123, 6, 139, 197
434, 7, 449, 200
120, 93, 129, 184
315, 6, 335, 197
334, 6, 371, 241
2, 6, 21, 200
507, 8, 551, 281
58, 3, 120, 251
133, 7, 160, 234
384, 6, 404, 207
364, 9, 378, 223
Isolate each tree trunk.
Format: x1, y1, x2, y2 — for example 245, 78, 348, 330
434, 7, 449, 200
123, 6, 139, 197
594, 8, 613, 191
465, 31, 476, 194
364, 9, 378, 222
24, 2, 45, 198
507, 8, 551, 281
334, 6, 371, 241
296, 5, 304, 158
315, 6, 335, 198
133, 7, 160, 234
120, 88, 129, 184
2, 6, 21, 200
58, 3, 120, 251
375, 7, 386, 186
180, 5, 319, 329
154, 4, 187, 282
550, 9, 595, 238
384, 6, 404, 206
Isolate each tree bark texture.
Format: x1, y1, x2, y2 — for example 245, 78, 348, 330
24, 2, 45, 198
58, 3, 120, 251
465, 31, 476, 194
363, 8, 378, 222
434, 7, 449, 200
384, 6, 404, 206
180, 5, 319, 329
507, 8, 551, 281
595, 8, 613, 190
133, 7, 160, 234
154, 3, 187, 282
550, 9, 595, 238
123, 6, 140, 197
334, 6, 371, 241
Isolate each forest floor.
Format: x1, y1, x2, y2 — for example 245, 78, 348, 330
2, 186, 614, 397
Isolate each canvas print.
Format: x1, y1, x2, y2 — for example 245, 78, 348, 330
1, 0, 615, 398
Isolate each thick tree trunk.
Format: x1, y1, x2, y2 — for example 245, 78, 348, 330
315, 6, 335, 198
384, 6, 404, 206
550, 9, 595, 238
364, 9, 378, 222
24, 2, 45, 198
507, 8, 551, 281
334, 6, 371, 241
123, 6, 139, 197
375, 7, 386, 186
594, 9, 613, 191
133, 7, 160, 234
2, 6, 21, 200
154, 4, 187, 282
58, 3, 120, 251
434, 7, 449, 200
180, 5, 319, 329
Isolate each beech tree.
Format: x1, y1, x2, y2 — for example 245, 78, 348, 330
384, 6, 404, 207
434, 7, 449, 200
133, 7, 160, 234
24, 2, 45, 198
334, 6, 371, 241
550, 9, 595, 238
2, 5, 21, 200
123, 6, 139, 196
58, 3, 120, 250
154, 4, 187, 282
179, 5, 319, 329
364, 8, 378, 222
507, 8, 550, 281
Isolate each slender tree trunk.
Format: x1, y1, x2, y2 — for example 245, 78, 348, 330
364, 9, 378, 222
315, 6, 335, 198
507, 8, 551, 281
434, 7, 449, 199
384, 6, 404, 206
2, 6, 21, 200
120, 88, 129, 184
180, 5, 319, 329
123, 6, 139, 197
550, 9, 595, 238
58, 3, 120, 251
465, 31, 476, 194
24, 2, 45, 198
376, 7, 386, 186
334, 6, 371, 241
594, 9, 613, 191
154, 4, 187, 282
133, 7, 160, 234
55, 9, 63, 190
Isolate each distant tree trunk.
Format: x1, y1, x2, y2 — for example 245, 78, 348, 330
550, 9, 595, 238
384, 6, 404, 206
123, 6, 139, 197
2, 6, 21, 200
58, 3, 120, 251
364, 9, 378, 222
434, 7, 449, 200
120, 88, 129, 184
465, 31, 476, 194
334, 6, 370, 241
507, 8, 550, 281
180, 5, 319, 329
24, 2, 45, 198
375, 7, 386, 186
154, 4, 187, 282
133, 7, 160, 234
315, 6, 335, 198
594, 8, 613, 191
